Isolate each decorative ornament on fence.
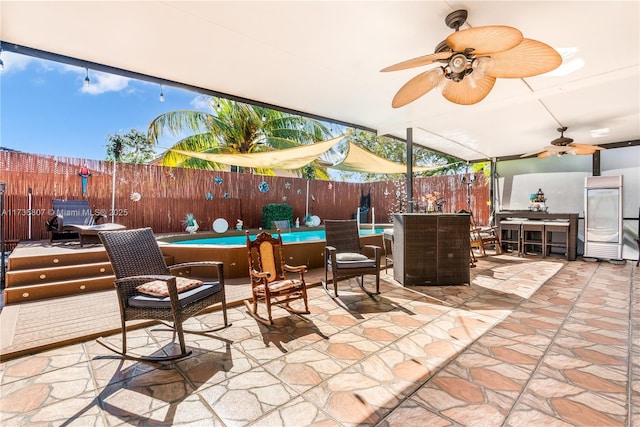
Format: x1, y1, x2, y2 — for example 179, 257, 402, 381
205, 192, 213, 200
130, 192, 142, 202
258, 181, 269, 193
165, 169, 176, 180
282, 196, 287, 202
78, 165, 91, 196
214, 177, 223, 185
328, 183, 333, 190
223, 193, 229, 199
184, 213, 199, 234
297, 189, 302, 195
284, 182, 291, 189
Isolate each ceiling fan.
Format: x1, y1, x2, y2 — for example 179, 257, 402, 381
520, 127, 606, 158
381, 9, 562, 107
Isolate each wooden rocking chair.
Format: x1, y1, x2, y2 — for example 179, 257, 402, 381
245, 230, 310, 325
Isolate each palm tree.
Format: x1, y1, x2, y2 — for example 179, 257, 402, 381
147, 98, 333, 178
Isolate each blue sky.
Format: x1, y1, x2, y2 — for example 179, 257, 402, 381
1, 51, 211, 160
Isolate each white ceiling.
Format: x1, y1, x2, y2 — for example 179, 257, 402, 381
2, 1, 639, 161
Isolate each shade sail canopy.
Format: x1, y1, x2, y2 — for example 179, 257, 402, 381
330, 142, 458, 174
173, 137, 457, 174
171, 136, 343, 170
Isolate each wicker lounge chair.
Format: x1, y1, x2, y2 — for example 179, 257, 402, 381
98, 227, 230, 361
323, 219, 381, 297
47, 199, 125, 246
245, 230, 309, 325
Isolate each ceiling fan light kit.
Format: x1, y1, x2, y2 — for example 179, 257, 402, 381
382, 9, 562, 107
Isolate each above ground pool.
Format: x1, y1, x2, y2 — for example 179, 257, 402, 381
169, 228, 387, 246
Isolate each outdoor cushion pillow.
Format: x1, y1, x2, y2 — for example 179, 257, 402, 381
336, 252, 369, 261
129, 282, 222, 309
136, 277, 203, 297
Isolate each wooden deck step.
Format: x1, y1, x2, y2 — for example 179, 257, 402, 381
3, 275, 116, 305
5, 261, 114, 287
3, 240, 175, 305
7, 244, 110, 270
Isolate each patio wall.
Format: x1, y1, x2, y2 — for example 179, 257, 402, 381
0, 151, 490, 242
496, 145, 640, 260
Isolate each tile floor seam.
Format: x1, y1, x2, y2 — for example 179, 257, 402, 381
503, 261, 626, 426
401, 260, 594, 426
372, 261, 561, 426
626, 263, 638, 427
236, 283, 468, 426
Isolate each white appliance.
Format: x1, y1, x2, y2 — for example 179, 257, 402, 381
584, 175, 623, 260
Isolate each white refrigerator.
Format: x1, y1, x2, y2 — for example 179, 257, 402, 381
584, 175, 623, 260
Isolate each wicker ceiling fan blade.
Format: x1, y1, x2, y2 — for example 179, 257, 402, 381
570, 146, 601, 156
381, 52, 452, 72
520, 149, 545, 158
446, 26, 523, 55
571, 143, 606, 151
537, 150, 558, 159
391, 68, 444, 108
441, 74, 496, 105
484, 39, 562, 78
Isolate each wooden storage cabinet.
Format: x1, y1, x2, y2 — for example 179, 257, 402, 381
392, 213, 470, 286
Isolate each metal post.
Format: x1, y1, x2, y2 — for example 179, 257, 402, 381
406, 128, 413, 213
0, 182, 6, 290
111, 161, 116, 223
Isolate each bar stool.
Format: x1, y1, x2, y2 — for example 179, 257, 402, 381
544, 221, 569, 259
521, 220, 545, 256
500, 219, 523, 256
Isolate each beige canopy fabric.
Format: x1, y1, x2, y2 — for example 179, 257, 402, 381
173, 137, 458, 173
171, 136, 344, 170
330, 142, 455, 174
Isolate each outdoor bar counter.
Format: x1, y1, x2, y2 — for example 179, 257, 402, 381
495, 211, 579, 261
392, 213, 470, 286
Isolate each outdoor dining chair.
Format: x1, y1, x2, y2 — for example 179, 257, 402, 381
98, 227, 230, 361
458, 209, 502, 257
324, 219, 381, 297
245, 230, 309, 325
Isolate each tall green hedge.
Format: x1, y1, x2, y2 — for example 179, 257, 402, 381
262, 204, 293, 229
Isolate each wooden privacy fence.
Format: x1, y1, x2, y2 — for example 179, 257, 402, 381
0, 151, 490, 242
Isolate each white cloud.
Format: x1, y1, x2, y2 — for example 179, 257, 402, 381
1, 51, 36, 73
190, 94, 212, 110
81, 71, 130, 95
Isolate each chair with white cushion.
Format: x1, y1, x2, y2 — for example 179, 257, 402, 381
323, 219, 381, 297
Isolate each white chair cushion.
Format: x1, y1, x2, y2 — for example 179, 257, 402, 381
336, 252, 369, 261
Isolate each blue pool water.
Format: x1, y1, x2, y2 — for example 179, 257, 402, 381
171, 228, 387, 246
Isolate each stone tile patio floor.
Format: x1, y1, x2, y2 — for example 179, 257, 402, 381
1, 255, 639, 426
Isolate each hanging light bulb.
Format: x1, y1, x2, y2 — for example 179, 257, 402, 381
216, 100, 221, 112
262, 113, 266, 122
84, 68, 90, 87
159, 84, 165, 102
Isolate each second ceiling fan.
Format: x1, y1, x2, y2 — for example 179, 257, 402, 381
381, 9, 562, 107
521, 127, 606, 158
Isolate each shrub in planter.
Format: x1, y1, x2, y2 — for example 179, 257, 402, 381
262, 204, 293, 229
